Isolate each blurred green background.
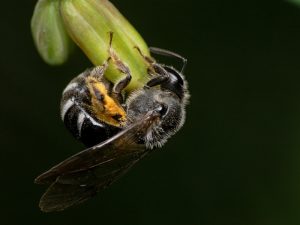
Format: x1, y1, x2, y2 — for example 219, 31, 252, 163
2, 0, 300, 224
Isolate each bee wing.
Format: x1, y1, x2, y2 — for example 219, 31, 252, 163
35, 124, 144, 185
38, 150, 146, 212
35, 111, 159, 212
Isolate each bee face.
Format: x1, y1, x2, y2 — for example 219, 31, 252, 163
36, 46, 189, 212
127, 87, 187, 148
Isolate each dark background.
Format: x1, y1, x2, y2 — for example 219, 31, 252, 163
2, 0, 300, 224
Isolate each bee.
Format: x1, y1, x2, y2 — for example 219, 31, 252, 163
35, 33, 189, 212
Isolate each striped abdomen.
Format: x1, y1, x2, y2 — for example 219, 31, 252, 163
60, 70, 122, 147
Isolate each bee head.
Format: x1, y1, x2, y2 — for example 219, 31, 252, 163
127, 88, 186, 148
160, 66, 185, 100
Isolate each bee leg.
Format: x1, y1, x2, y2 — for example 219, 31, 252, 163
143, 62, 170, 88
111, 62, 131, 101
134, 46, 169, 78
108, 32, 132, 103
133, 46, 170, 88
144, 66, 170, 89
90, 57, 111, 79
133, 47, 170, 88
134, 46, 155, 65
149, 47, 187, 73
134, 46, 157, 76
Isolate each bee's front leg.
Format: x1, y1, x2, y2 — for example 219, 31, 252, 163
108, 32, 132, 103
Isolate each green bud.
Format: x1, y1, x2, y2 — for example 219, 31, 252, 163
60, 0, 150, 91
31, 0, 74, 65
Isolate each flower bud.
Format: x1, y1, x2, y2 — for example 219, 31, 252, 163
31, 0, 74, 65
60, 0, 150, 91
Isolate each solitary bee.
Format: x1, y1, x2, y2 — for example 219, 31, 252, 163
35, 33, 189, 212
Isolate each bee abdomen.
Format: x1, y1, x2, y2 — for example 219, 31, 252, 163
60, 75, 120, 147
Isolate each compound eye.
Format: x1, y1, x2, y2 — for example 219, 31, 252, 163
157, 103, 169, 117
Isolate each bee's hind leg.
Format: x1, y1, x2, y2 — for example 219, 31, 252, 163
89, 58, 111, 79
